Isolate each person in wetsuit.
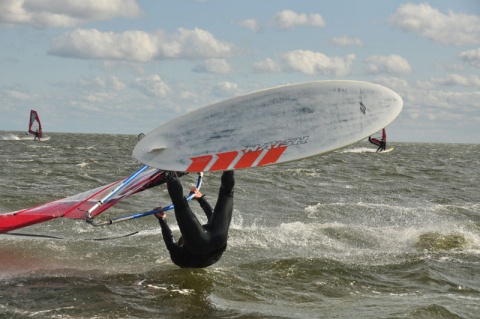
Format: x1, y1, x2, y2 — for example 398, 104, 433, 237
154, 170, 234, 268
34, 130, 40, 141
368, 136, 386, 152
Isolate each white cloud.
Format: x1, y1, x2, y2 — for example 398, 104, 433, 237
440, 63, 465, 72
459, 48, 480, 68
49, 29, 157, 61
270, 9, 325, 30
374, 76, 480, 136
240, 9, 325, 32
238, 18, 259, 32
282, 50, 355, 76
78, 75, 126, 91
430, 74, 480, 88
0, 0, 142, 27
331, 36, 363, 47
253, 58, 282, 72
212, 81, 239, 97
168, 28, 236, 59
390, 3, 480, 46
365, 55, 411, 74
193, 58, 232, 74
374, 76, 411, 92
6, 87, 31, 100
132, 75, 171, 97
49, 28, 237, 62
253, 51, 355, 76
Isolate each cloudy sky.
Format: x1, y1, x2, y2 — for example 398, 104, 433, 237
1, 0, 479, 143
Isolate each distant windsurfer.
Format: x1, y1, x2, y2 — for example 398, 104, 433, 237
368, 128, 386, 152
155, 171, 234, 268
368, 136, 385, 152
34, 129, 41, 141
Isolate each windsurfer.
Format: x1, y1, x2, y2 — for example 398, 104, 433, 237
368, 128, 386, 152
368, 136, 385, 152
155, 171, 234, 268
34, 130, 40, 141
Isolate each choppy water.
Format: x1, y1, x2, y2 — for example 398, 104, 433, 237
1, 132, 479, 319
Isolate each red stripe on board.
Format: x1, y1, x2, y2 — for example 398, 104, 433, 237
257, 146, 287, 167
210, 151, 238, 171
187, 155, 213, 172
234, 150, 262, 169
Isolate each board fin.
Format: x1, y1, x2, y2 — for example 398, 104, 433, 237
148, 146, 167, 153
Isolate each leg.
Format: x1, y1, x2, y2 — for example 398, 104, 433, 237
166, 172, 184, 205
166, 172, 209, 249
220, 170, 234, 196
206, 171, 234, 249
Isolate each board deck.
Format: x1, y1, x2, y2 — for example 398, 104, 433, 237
134, 81, 403, 172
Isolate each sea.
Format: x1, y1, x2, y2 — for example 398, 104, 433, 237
0, 132, 479, 319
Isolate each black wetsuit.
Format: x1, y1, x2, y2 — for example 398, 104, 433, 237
378, 141, 386, 152
158, 171, 234, 268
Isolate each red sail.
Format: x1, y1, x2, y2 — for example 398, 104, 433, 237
368, 128, 386, 146
28, 110, 42, 138
0, 168, 166, 233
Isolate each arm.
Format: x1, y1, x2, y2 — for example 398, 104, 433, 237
197, 196, 214, 221
191, 187, 214, 221
155, 211, 181, 253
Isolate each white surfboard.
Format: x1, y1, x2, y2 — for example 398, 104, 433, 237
10, 135, 51, 142
380, 147, 394, 153
133, 81, 403, 172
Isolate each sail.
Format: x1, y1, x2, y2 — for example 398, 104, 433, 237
368, 128, 386, 147
0, 168, 167, 233
28, 110, 42, 138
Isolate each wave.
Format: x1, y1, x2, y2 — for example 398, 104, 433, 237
1, 133, 30, 141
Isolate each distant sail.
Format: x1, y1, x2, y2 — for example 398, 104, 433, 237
28, 110, 42, 138
0, 168, 167, 233
380, 128, 386, 144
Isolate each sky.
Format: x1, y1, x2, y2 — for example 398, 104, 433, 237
0, 0, 479, 144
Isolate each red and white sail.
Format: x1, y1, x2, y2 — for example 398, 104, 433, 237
28, 110, 42, 138
0, 168, 167, 233
368, 128, 386, 146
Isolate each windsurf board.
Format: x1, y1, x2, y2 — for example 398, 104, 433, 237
380, 147, 394, 153
133, 81, 403, 172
